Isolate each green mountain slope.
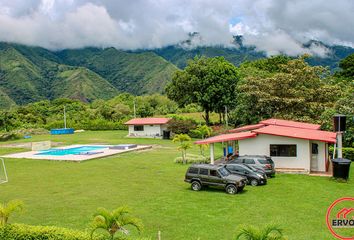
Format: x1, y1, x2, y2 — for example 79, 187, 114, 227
0, 88, 16, 108
152, 45, 265, 69
57, 48, 179, 94
0, 43, 122, 106
0, 44, 46, 104
53, 66, 119, 101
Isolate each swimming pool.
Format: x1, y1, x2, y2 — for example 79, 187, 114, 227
36, 146, 108, 156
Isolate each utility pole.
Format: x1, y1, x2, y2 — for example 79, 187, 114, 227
224, 106, 228, 127
133, 99, 136, 118
64, 106, 67, 129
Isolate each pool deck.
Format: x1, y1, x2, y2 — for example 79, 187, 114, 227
1, 144, 152, 162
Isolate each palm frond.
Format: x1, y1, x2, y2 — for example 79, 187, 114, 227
120, 215, 143, 233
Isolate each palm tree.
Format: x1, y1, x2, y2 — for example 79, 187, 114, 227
236, 225, 286, 240
172, 134, 192, 163
0, 199, 24, 226
90, 206, 143, 240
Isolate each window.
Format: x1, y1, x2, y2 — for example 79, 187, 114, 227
188, 167, 198, 174
210, 170, 219, 177
244, 158, 255, 164
134, 125, 144, 131
312, 143, 318, 154
199, 168, 208, 175
231, 158, 243, 164
270, 144, 297, 157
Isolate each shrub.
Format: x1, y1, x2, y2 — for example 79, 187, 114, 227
0, 223, 104, 240
167, 118, 197, 135
174, 154, 210, 164
0, 132, 22, 142
329, 147, 354, 161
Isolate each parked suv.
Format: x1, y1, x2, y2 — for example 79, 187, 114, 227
229, 155, 275, 177
184, 164, 247, 194
223, 164, 267, 186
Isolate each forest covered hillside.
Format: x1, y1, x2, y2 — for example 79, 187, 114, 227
0, 40, 354, 107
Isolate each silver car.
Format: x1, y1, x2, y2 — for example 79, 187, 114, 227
229, 155, 275, 177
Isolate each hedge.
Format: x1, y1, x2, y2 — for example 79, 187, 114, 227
0, 224, 103, 240
329, 147, 354, 161
0, 224, 152, 240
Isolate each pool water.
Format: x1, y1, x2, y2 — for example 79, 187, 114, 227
36, 146, 107, 156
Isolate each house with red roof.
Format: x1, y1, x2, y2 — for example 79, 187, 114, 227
195, 118, 336, 173
125, 118, 172, 138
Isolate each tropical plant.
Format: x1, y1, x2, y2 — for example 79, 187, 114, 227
236, 225, 286, 240
0, 200, 24, 226
172, 134, 192, 163
90, 206, 143, 240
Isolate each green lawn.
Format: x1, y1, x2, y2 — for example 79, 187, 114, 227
0, 131, 353, 239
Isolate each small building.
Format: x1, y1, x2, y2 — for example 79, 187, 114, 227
125, 118, 171, 139
195, 118, 336, 174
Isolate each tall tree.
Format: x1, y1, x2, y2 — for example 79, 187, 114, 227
231, 56, 339, 125
335, 53, 354, 78
166, 56, 240, 125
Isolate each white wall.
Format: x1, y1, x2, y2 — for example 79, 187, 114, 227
128, 124, 168, 137
239, 134, 312, 172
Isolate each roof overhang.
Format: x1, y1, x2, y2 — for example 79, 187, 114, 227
125, 118, 171, 125
195, 132, 257, 145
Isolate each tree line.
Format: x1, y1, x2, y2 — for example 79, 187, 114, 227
166, 54, 353, 147
0, 54, 353, 146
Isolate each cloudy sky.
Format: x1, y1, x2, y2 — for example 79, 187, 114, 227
0, 0, 353, 56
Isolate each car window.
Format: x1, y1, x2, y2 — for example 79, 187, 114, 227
188, 167, 198, 174
218, 167, 230, 177
233, 158, 243, 163
199, 168, 208, 175
258, 159, 271, 164
233, 166, 243, 171
210, 170, 219, 177
226, 165, 236, 171
244, 158, 255, 164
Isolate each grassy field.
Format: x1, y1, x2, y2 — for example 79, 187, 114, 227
0, 131, 353, 239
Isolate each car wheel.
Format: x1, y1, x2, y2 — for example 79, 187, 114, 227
250, 179, 259, 186
191, 181, 202, 191
225, 184, 237, 194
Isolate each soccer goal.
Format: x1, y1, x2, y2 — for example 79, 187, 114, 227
0, 158, 8, 184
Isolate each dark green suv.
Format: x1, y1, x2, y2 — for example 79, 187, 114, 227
184, 164, 247, 194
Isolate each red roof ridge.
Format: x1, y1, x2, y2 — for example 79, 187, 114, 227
229, 123, 265, 133
252, 125, 336, 143
260, 118, 321, 130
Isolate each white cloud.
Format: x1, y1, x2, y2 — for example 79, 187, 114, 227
0, 0, 353, 54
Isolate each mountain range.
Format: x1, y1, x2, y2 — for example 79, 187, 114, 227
0, 39, 353, 108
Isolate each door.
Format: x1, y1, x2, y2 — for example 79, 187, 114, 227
209, 170, 223, 186
163, 130, 171, 139
310, 143, 318, 171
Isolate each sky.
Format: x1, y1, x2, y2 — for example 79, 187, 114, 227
0, 0, 353, 56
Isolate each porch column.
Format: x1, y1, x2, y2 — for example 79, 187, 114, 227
210, 143, 215, 165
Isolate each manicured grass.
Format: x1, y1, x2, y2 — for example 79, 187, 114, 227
0, 131, 353, 239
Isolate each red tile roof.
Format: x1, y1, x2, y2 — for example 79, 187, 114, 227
125, 118, 171, 125
195, 132, 257, 144
252, 125, 336, 143
229, 123, 265, 133
259, 118, 321, 130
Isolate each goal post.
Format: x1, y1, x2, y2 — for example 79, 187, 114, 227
0, 158, 8, 184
